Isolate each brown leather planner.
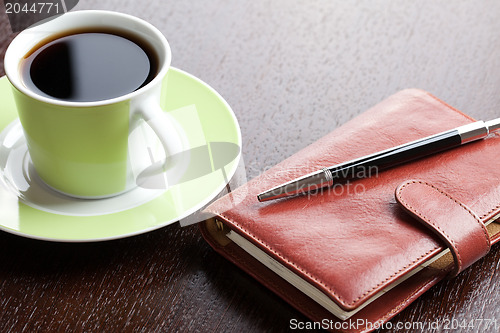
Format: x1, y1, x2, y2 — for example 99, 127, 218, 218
199, 89, 500, 332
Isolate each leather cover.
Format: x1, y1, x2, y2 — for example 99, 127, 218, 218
199, 89, 500, 332
395, 180, 491, 277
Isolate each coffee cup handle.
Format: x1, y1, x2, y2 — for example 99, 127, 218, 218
135, 96, 189, 182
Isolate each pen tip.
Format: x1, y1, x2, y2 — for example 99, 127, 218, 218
256, 189, 280, 202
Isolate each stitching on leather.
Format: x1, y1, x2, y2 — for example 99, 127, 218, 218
203, 222, 444, 331
200, 223, 324, 318
222, 235, 325, 319
215, 175, 494, 308
425, 91, 500, 223
396, 181, 463, 272
397, 181, 491, 258
373, 274, 443, 329
349, 248, 437, 304
424, 91, 476, 122
208, 177, 498, 313
218, 211, 439, 307
480, 203, 500, 219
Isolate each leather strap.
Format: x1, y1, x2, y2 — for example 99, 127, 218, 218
395, 180, 491, 277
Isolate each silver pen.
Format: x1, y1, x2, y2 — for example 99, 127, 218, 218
257, 118, 500, 202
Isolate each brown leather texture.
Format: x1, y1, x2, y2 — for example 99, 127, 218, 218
200, 219, 447, 333
201, 89, 500, 331
395, 180, 491, 277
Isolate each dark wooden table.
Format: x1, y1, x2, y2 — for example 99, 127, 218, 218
1, 1, 499, 332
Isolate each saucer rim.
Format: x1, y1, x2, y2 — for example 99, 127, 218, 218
0, 67, 242, 242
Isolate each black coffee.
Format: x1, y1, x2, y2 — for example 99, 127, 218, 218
21, 29, 158, 102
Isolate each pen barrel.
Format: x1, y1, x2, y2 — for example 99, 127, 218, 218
258, 120, 491, 202
329, 129, 462, 182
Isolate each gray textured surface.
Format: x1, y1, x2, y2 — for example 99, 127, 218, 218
75, 0, 500, 180
1, 1, 499, 332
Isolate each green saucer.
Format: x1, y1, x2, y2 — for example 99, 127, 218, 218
0, 68, 241, 242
